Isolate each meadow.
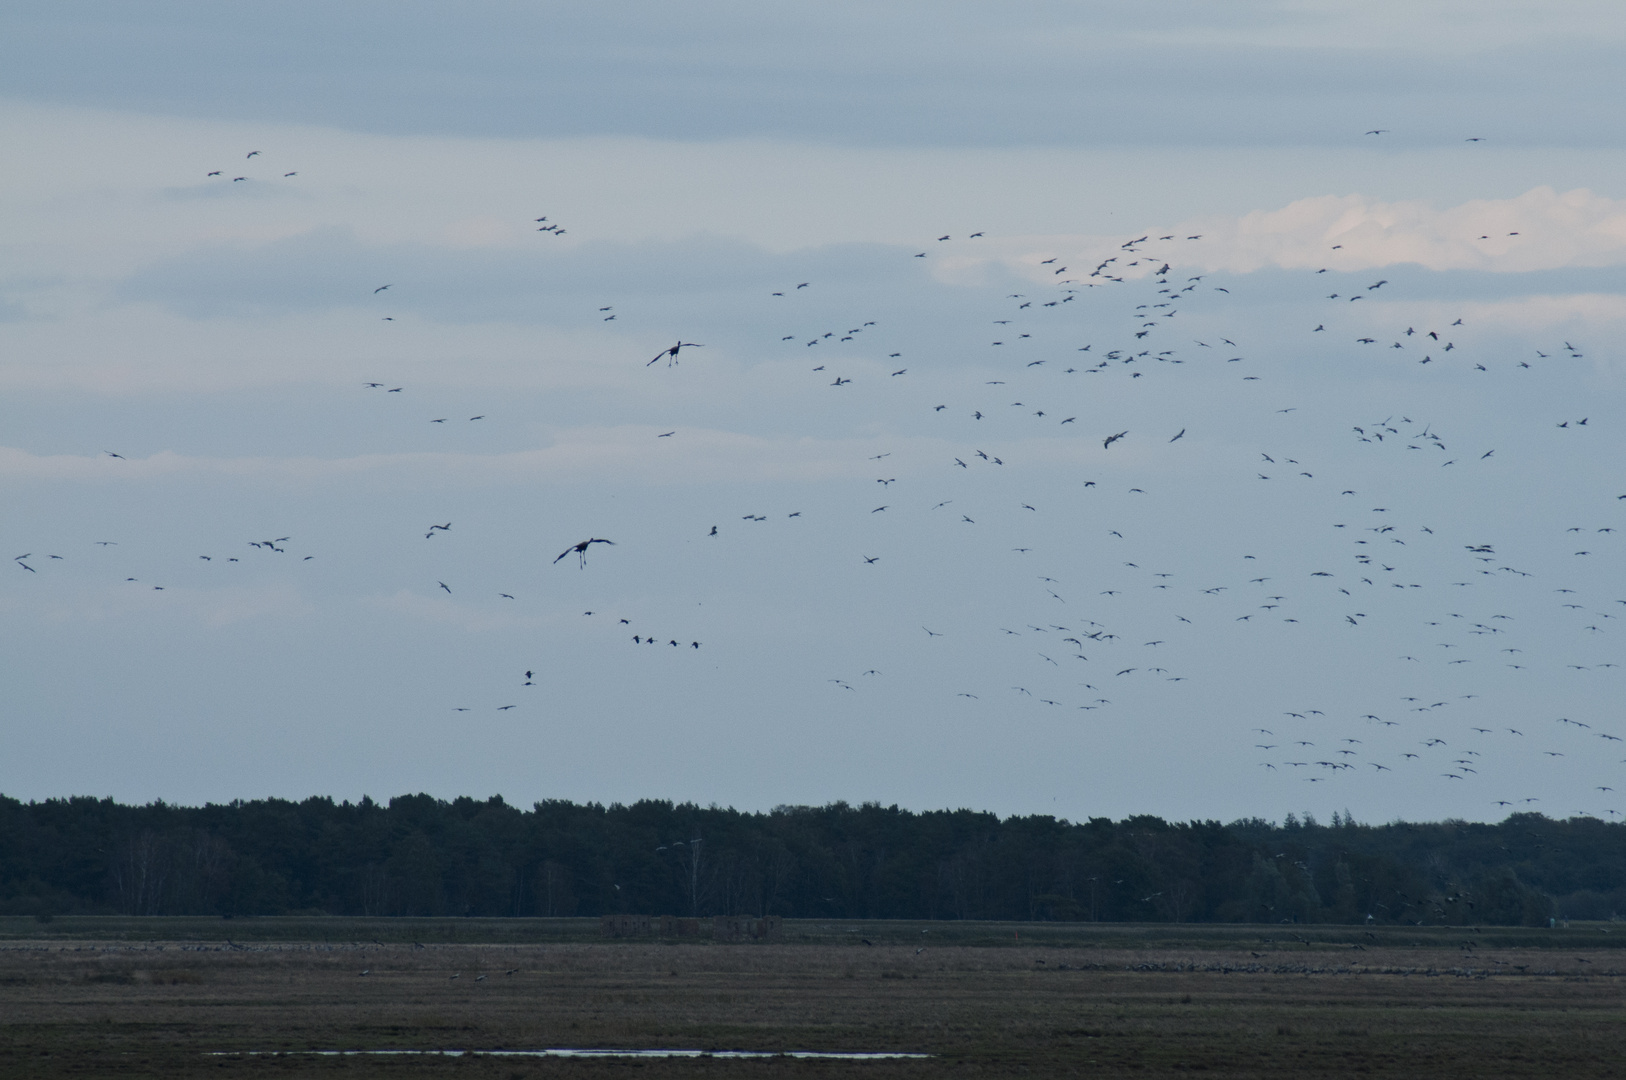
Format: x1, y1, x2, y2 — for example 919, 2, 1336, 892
2, 918, 1624, 1077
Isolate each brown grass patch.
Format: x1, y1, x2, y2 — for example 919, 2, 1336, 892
1, 923, 1624, 1077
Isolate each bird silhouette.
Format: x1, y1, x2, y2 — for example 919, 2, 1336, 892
648, 342, 703, 366
555, 538, 616, 567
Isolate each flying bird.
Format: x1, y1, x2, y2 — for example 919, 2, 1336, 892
648, 342, 703, 367
554, 538, 616, 567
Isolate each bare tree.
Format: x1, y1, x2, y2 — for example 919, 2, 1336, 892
110, 830, 167, 915
357, 863, 391, 917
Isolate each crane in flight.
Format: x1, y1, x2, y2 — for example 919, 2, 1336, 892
648, 342, 703, 367
554, 538, 616, 568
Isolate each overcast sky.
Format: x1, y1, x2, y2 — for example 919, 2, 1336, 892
4, 2, 1626, 824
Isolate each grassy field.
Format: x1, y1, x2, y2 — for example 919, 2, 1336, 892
2, 918, 1624, 1078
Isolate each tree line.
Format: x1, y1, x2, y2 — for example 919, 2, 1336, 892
1, 794, 1621, 925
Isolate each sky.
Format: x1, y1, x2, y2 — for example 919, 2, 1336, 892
4, 1, 1626, 824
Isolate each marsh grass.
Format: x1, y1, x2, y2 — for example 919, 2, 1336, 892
2, 920, 1624, 1077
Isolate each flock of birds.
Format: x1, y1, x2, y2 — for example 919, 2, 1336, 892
11, 139, 1624, 820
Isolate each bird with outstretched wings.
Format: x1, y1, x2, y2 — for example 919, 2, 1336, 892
648, 342, 703, 367
554, 538, 615, 567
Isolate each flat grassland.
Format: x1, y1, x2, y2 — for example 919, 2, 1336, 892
2, 918, 1623, 1078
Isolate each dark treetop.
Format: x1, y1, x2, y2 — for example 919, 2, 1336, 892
3, 795, 1620, 925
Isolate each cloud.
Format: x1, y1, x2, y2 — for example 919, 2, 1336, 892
1, 3, 1621, 148
0, 419, 1241, 500
32, 581, 316, 628
366, 589, 549, 633
112, 226, 904, 321
943, 188, 1626, 284
1455, 292, 1626, 334
1208, 188, 1626, 273
0, 429, 945, 488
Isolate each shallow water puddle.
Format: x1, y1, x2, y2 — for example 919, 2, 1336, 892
210, 1049, 932, 1060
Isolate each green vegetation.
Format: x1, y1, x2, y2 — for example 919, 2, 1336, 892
2, 795, 1621, 925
